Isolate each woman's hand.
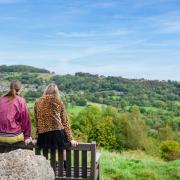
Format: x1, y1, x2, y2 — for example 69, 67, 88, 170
32, 139, 37, 145
25, 137, 32, 145
70, 140, 78, 147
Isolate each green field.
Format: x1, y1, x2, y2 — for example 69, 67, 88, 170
100, 150, 180, 180
124, 105, 171, 113
67, 102, 107, 115
87, 102, 107, 108
174, 101, 180, 106
67, 105, 85, 115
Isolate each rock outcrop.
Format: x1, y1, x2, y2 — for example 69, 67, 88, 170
0, 149, 55, 180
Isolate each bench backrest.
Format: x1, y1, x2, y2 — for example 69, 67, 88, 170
0, 142, 97, 179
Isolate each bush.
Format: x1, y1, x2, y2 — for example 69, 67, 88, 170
160, 140, 180, 161
89, 116, 116, 150
76, 98, 87, 106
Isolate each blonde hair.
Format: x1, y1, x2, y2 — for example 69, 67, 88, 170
43, 83, 60, 99
4, 80, 22, 99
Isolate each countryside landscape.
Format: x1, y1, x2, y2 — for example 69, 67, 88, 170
0, 65, 179, 180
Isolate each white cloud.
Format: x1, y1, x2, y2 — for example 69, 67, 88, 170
157, 20, 180, 33
56, 29, 130, 38
56, 31, 96, 38
140, 12, 180, 34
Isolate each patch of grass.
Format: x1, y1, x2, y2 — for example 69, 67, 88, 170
100, 150, 180, 180
35, 73, 53, 80
67, 105, 85, 115
125, 106, 170, 113
174, 101, 180, 106
28, 101, 35, 110
87, 101, 107, 108
111, 96, 120, 100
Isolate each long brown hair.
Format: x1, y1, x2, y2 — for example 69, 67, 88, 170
43, 83, 60, 99
4, 80, 22, 99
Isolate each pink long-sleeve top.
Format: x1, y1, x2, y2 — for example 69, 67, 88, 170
0, 96, 31, 140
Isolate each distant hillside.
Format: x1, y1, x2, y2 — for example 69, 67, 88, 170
0, 66, 179, 117
52, 73, 180, 113
0, 65, 50, 73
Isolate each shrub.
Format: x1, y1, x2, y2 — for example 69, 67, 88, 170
88, 116, 116, 150
160, 140, 180, 161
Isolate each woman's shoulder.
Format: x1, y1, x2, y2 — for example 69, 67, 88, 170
0, 96, 5, 103
15, 96, 27, 104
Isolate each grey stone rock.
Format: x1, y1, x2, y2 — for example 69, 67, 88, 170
0, 149, 55, 180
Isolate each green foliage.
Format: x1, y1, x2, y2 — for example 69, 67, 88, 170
29, 111, 36, 138
72, 105, 152, 152
158, 126, 174, 141
89, 116, 116, 150
5, 73, 46, 85
76, 97, 87, 106
113, 113, 131, 150
160, 140, 180, 161
69, 103, 180, 156
24, 90, 43, 101
112, 106, 148, 151
72, 105, 101, 141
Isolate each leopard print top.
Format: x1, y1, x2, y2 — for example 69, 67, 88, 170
34, 94, 73, 141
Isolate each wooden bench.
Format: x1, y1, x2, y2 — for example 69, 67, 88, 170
0, 142, 100, 180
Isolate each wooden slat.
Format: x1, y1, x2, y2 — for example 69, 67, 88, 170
66, 150, 71, 177
35, 148, 41, 155
2, 146, 11, 153
90, 142, 96, 180
10, 146, 17, 152
50, 148, 56, 173
43, 148, 48, 159
58, 149, 64, 177
56, 178, 84, 180
0, 146, 5, 153
0, 142, 35, 149
74, 150, 79, 178
82, 151, 87, 178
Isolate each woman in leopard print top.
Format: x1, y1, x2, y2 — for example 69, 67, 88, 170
34, 83, 78, 149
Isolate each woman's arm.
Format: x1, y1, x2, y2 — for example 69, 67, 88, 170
34, 102, 38, 139
20, 100, 31, 140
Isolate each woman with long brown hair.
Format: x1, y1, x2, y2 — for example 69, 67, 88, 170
0, 80, 31, 145
33, 83, 78, 168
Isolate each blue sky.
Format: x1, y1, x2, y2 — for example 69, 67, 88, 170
0, 0, 180, 80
